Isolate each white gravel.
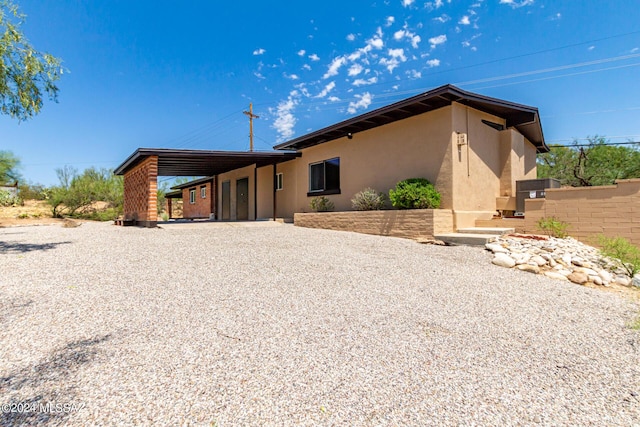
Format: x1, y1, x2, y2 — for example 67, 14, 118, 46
1, 221, 639, 426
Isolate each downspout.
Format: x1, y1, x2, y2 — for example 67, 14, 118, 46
254, 167, 258, 221
466, 106, 470, 177
273, 164, 277, 221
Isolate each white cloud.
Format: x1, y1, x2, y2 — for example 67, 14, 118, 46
429, 34, 447, 49
348, 51, 363, 61
376, 26, 383, 37
347, 92, 373, 114
426, 59, 441, 67
309, 53, 320, 61
302, 64, 311, 70
328, 96, 341, 102
380, 57, 400, 73
434, 14, 450, 23
459, 15, 470, 25
550, 12, 561, 20
348, 63, 364, 76
388, 48, 407, 61
394, 29, 406, 40
323, 56, 347, 79
352, 77, 378, 86
386, 16, 395, 26
254, 72, 265, 79
631, 47, 639, 53
346, 33, 356, 41
315, 81, 336, 98
297, 49, 306, 56
271, 96, 299, 141
410, 35, 421, 49
284, 73, 299, 80
425, 0, 444, 9
407, 69, 422, 78
253, 48, 266, 55
365, 36, 384, 51
402, 0, 414, 7
588, 46, 595, 51
499, 0, 535, 8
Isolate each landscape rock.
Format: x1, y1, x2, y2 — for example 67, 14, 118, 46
517, 264, 540, 274
567, 272, 589, 285
492, 253, 516, 268
486, 235, 634, 287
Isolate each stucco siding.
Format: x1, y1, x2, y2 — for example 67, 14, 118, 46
256, 166, 274, 219
217, 165, 256, 221
294, 106, 454, 213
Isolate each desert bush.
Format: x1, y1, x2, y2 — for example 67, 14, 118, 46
49, 166, 123, 219
389, 178, 441, 209
0, 189, 21, 207
18, 182, 50, 200
537, 216, 569, 238
351, 188, 386, 211
597, 235, 640, 277
310, 196, 335, 212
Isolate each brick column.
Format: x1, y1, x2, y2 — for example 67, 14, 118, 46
123, 155, 158, 227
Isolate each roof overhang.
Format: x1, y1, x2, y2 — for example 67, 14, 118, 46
274, 84, 548, 153
114, 148, 301, 176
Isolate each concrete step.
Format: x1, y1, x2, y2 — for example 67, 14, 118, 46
456, 227, 514, 236
434, 233, 498, 246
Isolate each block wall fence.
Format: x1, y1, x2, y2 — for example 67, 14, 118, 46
523, 179, 640, 246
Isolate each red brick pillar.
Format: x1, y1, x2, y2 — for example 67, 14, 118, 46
123, 155, 158, 227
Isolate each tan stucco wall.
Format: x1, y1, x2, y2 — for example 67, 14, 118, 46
288, 106, 454, 216
449, 105, 538, 227
274, 160, 298, 220
217, 164, 256, 221
523, 179, 640, 246
294, 209, 454, 240
256, 166, 274, 219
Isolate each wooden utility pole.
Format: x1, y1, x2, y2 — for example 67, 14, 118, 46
243, 103, 260, 151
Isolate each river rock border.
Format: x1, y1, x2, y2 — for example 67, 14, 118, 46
486, 234, 640, 287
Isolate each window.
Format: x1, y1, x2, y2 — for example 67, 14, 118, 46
189, 189, 196, 204
275, 173, 283, 191
308, 157, 340, 195
200, 185, 206, 198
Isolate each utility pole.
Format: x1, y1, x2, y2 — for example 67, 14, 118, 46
243, 103, 260, 152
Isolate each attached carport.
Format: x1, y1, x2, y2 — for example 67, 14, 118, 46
114, 148, 300, 227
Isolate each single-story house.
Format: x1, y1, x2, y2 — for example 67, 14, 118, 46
114, 84, 548, 228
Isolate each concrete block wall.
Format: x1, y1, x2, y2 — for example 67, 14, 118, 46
294, 209, 454, 240
523, 179, 640, 246
123, 156, 158, 226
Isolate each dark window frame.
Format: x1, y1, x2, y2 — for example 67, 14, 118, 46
307, 157, 341, 197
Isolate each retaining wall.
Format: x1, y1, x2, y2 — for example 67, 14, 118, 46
294, 209, 454, 240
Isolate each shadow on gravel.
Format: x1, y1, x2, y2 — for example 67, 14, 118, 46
0, 298, 33, 324
0, 334, 112, 427
0, 241, 71, 254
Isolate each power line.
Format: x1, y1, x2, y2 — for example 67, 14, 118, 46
548, 141, 640, 148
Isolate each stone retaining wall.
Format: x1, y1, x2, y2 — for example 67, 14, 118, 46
523, 179, 640, 246
294, 209, 454, 240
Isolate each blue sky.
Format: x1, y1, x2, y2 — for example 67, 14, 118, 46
2, 0, 639, 185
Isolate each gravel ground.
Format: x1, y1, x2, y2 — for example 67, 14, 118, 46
1, 221, 639, 426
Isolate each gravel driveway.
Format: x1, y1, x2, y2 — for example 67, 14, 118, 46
1, 221, 639, 426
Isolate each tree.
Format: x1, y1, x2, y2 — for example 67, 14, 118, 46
49, 167, 123, 218
537, 136, 640, 186
0, 149, 20, 183
1, 0, 63, 120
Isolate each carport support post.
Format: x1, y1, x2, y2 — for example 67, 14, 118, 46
273, 163, 277, 221
123, 155, 158, 227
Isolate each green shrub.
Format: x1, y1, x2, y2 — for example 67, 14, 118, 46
351, 188, 386, 211
598, 235, 640, 277
388, 178, 441, 209
0, 189, 21, 207
310, 196, 335, 212
537, 217, 569, 238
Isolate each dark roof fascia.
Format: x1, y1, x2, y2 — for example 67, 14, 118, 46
165, 190, 183, 198
170, 176, 214, 190
274, 84, 548, 153
114, 148, 301, 176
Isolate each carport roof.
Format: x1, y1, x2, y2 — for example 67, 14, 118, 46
273, 84, 548, 153
114, 148, 301, 176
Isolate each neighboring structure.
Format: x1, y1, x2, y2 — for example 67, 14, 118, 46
169, 177, 216, 219
115, 84, 548, 228
0, 181, 18, 196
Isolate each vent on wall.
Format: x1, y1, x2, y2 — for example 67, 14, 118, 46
481, 119, 505, 131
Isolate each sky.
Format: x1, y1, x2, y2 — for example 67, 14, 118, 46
2, 0, 639, 186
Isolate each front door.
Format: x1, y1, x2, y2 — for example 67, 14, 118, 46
221, 180, 230, 220
236, 178, 249, 220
